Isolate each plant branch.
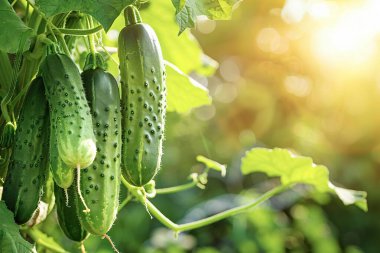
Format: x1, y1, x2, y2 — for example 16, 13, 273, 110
121, 174, 291, 233
58, 25, 103, 36
155, 180, 198, 194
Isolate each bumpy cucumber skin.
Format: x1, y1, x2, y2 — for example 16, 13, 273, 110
49, 125, 74, 189
79, 67, 121, 235
54, 182, 88, 242
41, 53, 96, 169
118, 21, 167, 186
2, 77, 49, 224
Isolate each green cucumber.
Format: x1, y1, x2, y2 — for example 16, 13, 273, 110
54, 182, 88, 242
78, 53, 121, 235
41, 50, 96, 169
41, 49, 96, 212
1, 77, 49, 224
118, 6, 167, 186
49, 125, 74, 190
0, 122, 16, 149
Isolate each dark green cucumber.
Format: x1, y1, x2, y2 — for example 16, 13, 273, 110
78, 53, 121, 235
54, 182, 88, 242
118, 6, 167, 186
40, 51, 96, 169
1, 77, 49, 224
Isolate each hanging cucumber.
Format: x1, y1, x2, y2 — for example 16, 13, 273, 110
49, 125, 74, 190
78, 53, 121, 235
118, 5, 167, 186
1, 76, 49, 224
54, 182, 88, 242
40, 47, 96, 212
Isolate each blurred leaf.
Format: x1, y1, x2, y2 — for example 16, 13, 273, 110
171, 0, 241, 34
165, 61, 211, 113
0, 0, 34, 53
241, 148, 330, 192
36, 0, 134, 31
141, 0, 217, 76
27, 228, 68, 253
0, 201, 35, 253
241, 148, 368, 210
196, 155, 226, 176
329, 183, 368, 212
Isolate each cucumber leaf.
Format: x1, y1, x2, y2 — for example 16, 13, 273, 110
141, 0, 218, 76
241, 148, 368, 211
36, 0, 134, 31
171, 0, 241, 34
0, 201, 35, 253
0, 0, 34, 53
165, 61, 211, 114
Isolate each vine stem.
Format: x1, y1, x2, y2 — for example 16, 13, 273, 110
121, 176, 291, 233
58, 25, 103, 36
155, 179, 198, 194
118, 194, 133, 211
25, 0, 70, 55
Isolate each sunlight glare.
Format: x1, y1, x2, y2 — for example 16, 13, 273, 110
312, 0, 380, 67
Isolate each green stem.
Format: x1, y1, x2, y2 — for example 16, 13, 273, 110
148, 184, 290, 233
155, 180, 198, 194
27, 228, 68, 253
25, 0, 70, 55
118, 194, 133, 211
121, 175, 291, 233
58, 25, 103, 36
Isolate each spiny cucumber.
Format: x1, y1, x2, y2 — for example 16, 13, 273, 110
54, 182, 88, 242
41, 49, 96, 212
1, 76, 49, 224
118, 6, 167, 186
78, 53, 121, 235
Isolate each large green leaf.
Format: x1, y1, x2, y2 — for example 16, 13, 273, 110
0, 201, 35, 253
241, 148, 368, 211
36, 0, 133, 31
171, 0, 241, 34
165, 61, 211, 113
141, 0, 217, 75
0, 0, 34, 53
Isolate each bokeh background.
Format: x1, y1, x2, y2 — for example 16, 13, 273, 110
41, 0, 380, 252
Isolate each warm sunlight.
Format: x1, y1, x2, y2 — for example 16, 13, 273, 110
312, 0, 380, 67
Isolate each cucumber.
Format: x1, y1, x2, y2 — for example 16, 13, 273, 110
1, 77, 49, 224
41, 49, 96, 212
118, 6, 167, 186
55, 182, 88, 242
40, 51, 96, 169
49, 125, 74, 189
0, 122, 16, 149
78, 53, 121, 235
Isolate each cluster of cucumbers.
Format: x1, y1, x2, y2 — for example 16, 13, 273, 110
1, 5, 166, 242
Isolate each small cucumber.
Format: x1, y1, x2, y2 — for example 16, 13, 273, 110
49, 125, 74, 189
78, 53, 121, 235
54, 182, 88, 242
118, 6, 167, 186
1, 77, 49, 224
